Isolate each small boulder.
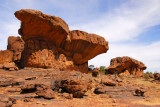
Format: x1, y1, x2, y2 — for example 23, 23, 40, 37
135, 89, 146, 96
101, 78, 116, 86
94, 86, 106, 94
36, 88, 57, 99
92, 68, 100, 77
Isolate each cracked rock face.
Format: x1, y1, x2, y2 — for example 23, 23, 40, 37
7, 36, 24, 63
14, 9, 108, 72
105, 56, 147, 77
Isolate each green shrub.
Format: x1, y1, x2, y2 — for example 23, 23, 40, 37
145, 71, 152, 74
144, 74, 150, 81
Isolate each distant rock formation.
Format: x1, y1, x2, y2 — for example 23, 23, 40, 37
0, 9, 109, 72
0, 36, 24, 71
105, 56, 146, 77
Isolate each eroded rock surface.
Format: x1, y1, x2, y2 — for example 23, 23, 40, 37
14, 9, 108, 72
0, 50, 13, 64
7, 36, 24, 63
105, 56, 147, 77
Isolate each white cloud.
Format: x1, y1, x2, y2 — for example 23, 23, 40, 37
82, 0, 160, 72
70, 0, 160, 42
0, 20, 20, 50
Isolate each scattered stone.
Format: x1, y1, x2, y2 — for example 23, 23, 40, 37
101, 78, 116, 86
60, 74, 92, 98
24, 98, 34, 102
94, 86, 106, 94
92, 68, 100, 77
135, 89, 146, 96
154, 73, 160, 80
7, 87, 21, 92
62, 93, 73, 99
36, 86, 57, 99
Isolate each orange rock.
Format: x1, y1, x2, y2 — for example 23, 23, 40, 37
119, 70, 130, 76
7, 36, 24, 62
15, 9, 69, 48
14, 9, 109, 73
0, 50, 13, 64
61, 30, 108, 64
21, 39, 88, 72
105, 56, 146, 77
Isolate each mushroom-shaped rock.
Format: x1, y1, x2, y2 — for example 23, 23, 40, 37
14, 9, 109, 72
61, 30, 108, 64
105, 56, 146, 77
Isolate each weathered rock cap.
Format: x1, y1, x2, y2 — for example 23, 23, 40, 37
15, 9, 70, 47
62, 30, 109, 64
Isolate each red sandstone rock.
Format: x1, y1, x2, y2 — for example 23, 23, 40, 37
14, 9, 108, 72
0, 50, 13, 64
15, 9, 69, 48
60, 74, 92, 98
101, 78, 116, 86
20, 39, 88, 72
7, 36, 24, 62
61, 30, 108, 64
154, 73, 160, 80
92, 68, 100, 77
105, 56, 146, 77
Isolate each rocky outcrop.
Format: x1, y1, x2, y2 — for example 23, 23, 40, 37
154, 73, 160, 80
60, 74, 92, 98
14, 9, 108, 72
105, 56, 147, 77
0, 36, 24, 71
0, 50, 13, 64
7, 36, 24, 63
0, 50, 18, 71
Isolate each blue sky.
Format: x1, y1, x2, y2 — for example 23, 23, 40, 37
0, 0, 160, 72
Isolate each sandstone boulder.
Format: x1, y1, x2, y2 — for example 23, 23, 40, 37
7, 36, 24, 62
105, 56, 147, 77
92, 68, 100, 77
60, 74, 92, 98
36, 85, 57, 99
101, 78, 116, 86
154, 73, 160, 80
0, 50, 13, 64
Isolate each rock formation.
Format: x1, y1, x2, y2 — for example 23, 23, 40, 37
0, 50, 13, 64
105, 56, 146, 77
13, 9, 108, 72
7, 36, 24, 65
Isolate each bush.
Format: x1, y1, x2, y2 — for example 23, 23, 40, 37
143, 74, 150, 81
99, 66, 106, 74
145, 71, 152, 74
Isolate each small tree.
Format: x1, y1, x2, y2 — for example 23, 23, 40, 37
100, 66, 106, 71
